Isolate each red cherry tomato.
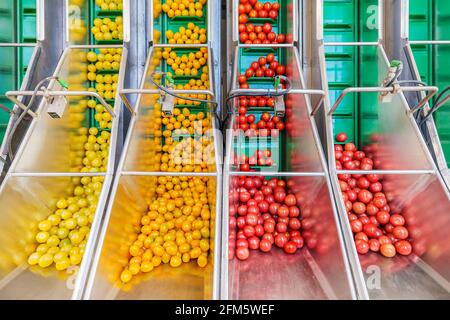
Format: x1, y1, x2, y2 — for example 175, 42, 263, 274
283, 241, 297, 254
276, 34, 285, 43
272, 2, 280, 11
380, 244, 396, 258
336, 132, 348, 142
238, 24, 246, 33
251, 61, 259, 70
378, 235, 392, 245
284, 194, 297, 206
259, 239, 272, 252
248, 236, 260, 250
369, 239, 380, 252
392, 226, 409, 240
268, 10, 278, 19
258, 9, 268, 18
288, 218, 301, 230
357, 190, 373, 204
269, 61, 279, 71
390, 214, 405, 226
289, 206, 300, 217
260, 112, 271, 122
257, 98, 267, 107
264, 68, 274, 77
276, 65, 286, 75
355, 232, 369, 242
236, 238, 249, 248
352, 202, 366, 214
276, 222, 287, 233
239, 32, 249, 43
376, 211, 390, 224
238, 75, 247, 84
350, 220, 363, 233
291, 236, 304, 249
236, 247, 249, 260
262, 22, 272, 34
355, 239, 370, 254
255, 69, 264, 77
274, 233, 288, 248
258, 57, 267, 66
363, 223, 383, 238
395, 240, 412, 256
239, 14, 248, 24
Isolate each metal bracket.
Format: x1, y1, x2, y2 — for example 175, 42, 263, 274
274, 84, 285, 117
5, 90, 116, 118
329, 85, 438, 116
161, 81, 175, 116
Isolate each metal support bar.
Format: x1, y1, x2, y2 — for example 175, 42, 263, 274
329, 85, 438, 115
324, 42, 379, 46
228, 88, 325, 116
5, 90, 116, 118
0, 43, 37, 47
409, 40, 450, 45
119, 88, 215, 116
122, 171, 218, 177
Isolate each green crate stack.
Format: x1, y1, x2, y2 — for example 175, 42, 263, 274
88, 1, 124, 131
90, 1, 124, 45
409, 0, 450, 166
234, 46, 287, 172
323, 0, 378, 147
237, 0, 289, 44
0, 0, 36, 142
153, 1, 208, 44
232, 108, 283, 172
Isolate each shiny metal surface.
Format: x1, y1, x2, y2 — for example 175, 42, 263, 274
317, 3, 450, 297
0, 0, 65, 179
85, 174, 219, 299
0, 174, 112, 299
224, 174, 355, 300
356, 173, 450, 299
223, 9, 357, 296
85, 10, 222, 297
399, 0, 450, 191
11, 47, 128, 175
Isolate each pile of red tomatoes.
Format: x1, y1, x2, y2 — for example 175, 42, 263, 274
236, 111, 285, 138
238, 54, 287, 89
232, 149, 274, 171
229, 177, 305, 261
335, 133, 413, 258
238, 1, 291, 44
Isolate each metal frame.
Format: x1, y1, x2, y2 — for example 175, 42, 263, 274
318, 0, 450, 299
231, 0, 298, 45
83, 6, 223, 297
0, 0, 45, 171
222, 3, 358, 299
0, 39, 129, 298
64, 0, 130, 45
83, 41, 223, 299
400, 0, 450, 190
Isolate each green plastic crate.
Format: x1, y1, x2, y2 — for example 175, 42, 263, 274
0, 0, 37, 142
90, 1, 124, 45
237, 47, 285, 89
237, 0, 290, 44
153, 2, 208, 44
324, 0, 379, 146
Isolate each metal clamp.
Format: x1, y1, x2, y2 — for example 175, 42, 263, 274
329, 85, 438, 115
5, 90, 116, 118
